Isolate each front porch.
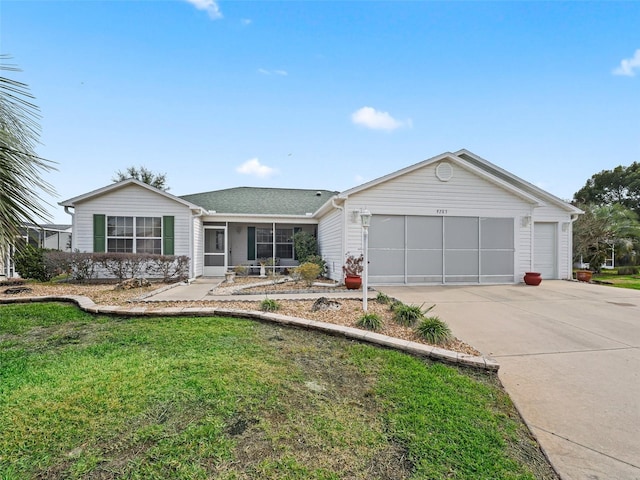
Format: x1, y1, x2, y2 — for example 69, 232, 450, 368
202, 221, 317, 277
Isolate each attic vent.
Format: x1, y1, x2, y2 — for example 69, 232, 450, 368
316, 191, 322, 196
436, 162, 453, 182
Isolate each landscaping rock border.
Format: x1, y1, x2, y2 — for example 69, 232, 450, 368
1, 295, 499, 372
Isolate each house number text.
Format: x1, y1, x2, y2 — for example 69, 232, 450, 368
436, 209, 448, 215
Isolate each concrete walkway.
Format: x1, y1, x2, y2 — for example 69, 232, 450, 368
145, 277, 378, 302
380, 281, 640, 480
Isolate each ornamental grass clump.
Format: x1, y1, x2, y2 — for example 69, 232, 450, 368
356, 313, 383, 331
375, 292, 391, 304
392, 303, 434, 327
416, 316, 452, 345
260, 298, 280, 312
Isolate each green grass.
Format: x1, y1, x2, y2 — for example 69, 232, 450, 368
0, 302, 557, 479
592, 271, 640, 290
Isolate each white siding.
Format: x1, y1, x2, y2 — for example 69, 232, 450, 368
341, 162, 536, 284
73, 184, 192, 258
532, 203, 574, 280
318, 208, 344, 281
193, 216, 204, 277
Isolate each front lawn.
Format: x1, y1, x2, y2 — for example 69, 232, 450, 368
0, 302, 557, 479
592, 271, 640, 290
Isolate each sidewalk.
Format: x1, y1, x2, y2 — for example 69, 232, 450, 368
144, 277, 377, 302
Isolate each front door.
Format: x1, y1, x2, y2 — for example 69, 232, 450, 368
203, 226, 227, 276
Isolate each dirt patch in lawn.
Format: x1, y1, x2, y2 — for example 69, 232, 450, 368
1, 280, 480, 356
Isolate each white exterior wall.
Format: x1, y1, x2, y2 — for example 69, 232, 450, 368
72, 184, 192, 258
340, 162, 549, 283
531, 204, 574, 280
317, 208, 344, 281
192, 216, 204, 278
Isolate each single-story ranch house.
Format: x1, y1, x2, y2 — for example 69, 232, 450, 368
59, 150, 583, 285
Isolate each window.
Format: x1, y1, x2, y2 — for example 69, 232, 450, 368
107, 216, 162, 254
255, 227, 294, 259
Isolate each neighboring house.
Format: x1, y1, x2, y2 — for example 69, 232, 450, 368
1, 223, 72, 278
59, 149, 582, 284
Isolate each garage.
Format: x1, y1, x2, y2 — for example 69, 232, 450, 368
368, 215, 515, 284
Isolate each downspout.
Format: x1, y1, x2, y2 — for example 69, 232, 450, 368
332, 197, 346, 283
64, 206, 75, 251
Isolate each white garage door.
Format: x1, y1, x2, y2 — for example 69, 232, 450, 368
369, 215, 514, 284
534, 223, 557, 279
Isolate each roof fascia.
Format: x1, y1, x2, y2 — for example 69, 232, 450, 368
59, 179, 200, 210
203, 213, 319, 224
455, 149, 583, 214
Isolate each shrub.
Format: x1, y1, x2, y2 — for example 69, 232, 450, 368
234, 265, 248, 276
68, 251, 96, 282
393, 303, 424, 327
293, 231, 319, 263
356, 313, 383, 331
260, 298, 280, 312
295, 262, 321, 287
14, 245, 57, 282
416, 316, 452, 345
617, 266, 639, 275
376, 292, 391, 304
305, 254, 327, 276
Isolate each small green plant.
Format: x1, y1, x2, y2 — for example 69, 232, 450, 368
376, 292, 391, 304
416, 316, 452, 345
393, 303, 424, 327
388, 299, 403, 311
356, 313, 383, 331
234, 265, 248, 276
260, 298, 280, 312
295, 262, 321, 287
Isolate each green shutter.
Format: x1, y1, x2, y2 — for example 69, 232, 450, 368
247, 226, 256, 260
93, 214, 105, 252
163, 216, 175, 255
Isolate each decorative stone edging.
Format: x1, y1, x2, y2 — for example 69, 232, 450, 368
1, 295, 499, 372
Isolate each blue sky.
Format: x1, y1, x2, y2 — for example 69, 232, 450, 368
2, 0, 639, 224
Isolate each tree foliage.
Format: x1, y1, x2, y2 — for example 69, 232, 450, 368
113, 166, 168, 191
0, 55, 56, 251
573, 203, 640, 271
573, 163, 640, 216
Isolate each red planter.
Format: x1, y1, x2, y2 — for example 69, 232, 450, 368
576, 270, 592, 282
344, 275, 362, 290
524, 272, 542, 286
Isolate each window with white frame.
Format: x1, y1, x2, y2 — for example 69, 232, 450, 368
256, 227, 293, 259
107, 216, 162, 254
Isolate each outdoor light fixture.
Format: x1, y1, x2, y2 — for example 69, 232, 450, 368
360, 209, 372, 311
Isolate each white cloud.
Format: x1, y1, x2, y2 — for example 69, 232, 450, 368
613, 49, 640, 77
351, 106, 411, 131
236, 158, 277, 178
354, 174, 365, 184
241, 18, 252, 26
258, 68, 288, 76
184, 0, 222, 19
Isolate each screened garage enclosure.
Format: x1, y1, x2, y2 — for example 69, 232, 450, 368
369, 215, 514, 284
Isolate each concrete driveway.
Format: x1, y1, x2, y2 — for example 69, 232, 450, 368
380, 281, 640, 480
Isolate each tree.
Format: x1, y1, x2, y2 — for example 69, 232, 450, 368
573, 163, 640, 216
0, 55, 56, 252
113, 166, 168, 191
573, 203, 640, 271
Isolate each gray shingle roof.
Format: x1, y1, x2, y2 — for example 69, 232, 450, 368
180, 187, 338, 215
